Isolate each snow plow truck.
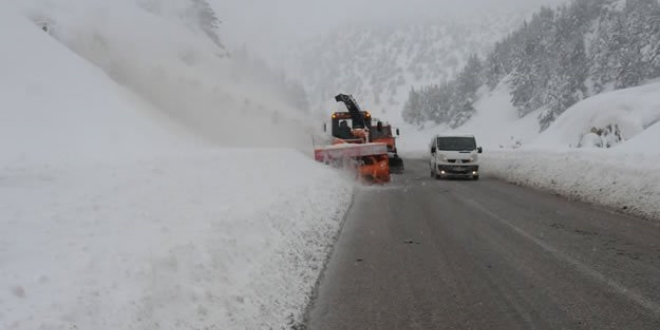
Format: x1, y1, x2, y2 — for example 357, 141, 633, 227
314, 94, 391, 184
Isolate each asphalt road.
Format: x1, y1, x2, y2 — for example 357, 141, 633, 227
307, 158, 660, 330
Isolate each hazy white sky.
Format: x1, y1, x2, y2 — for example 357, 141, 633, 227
211, 0, 566, 53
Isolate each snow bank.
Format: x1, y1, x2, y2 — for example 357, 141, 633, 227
483, 149, 660, 221
532, 81, 660, 150
621, 121, 660, 154
480, 83, 660, 221
0, 149, 352, 330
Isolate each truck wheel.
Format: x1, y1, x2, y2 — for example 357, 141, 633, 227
472, 175, 480, 181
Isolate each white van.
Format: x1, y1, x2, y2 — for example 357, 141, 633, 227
429, 134, 482, 180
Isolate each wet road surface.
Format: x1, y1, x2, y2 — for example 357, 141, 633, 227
308, 158, 660, 330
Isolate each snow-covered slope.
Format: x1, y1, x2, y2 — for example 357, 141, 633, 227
0, 2, 352, 330
0, 2, 196, 166
15, 0, 317, 149
292, 14, 527, 122
398, 82, 542, 155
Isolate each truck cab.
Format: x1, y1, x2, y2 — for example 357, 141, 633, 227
329, 111, 373, 142
430, 134, 483, 180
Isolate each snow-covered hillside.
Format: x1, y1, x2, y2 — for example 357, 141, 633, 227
0, 1, 197, 166
397, 81, 542, 153
1, 2, 352, 329
14, 0, 317, 149
292, 13, 528, 122
403, 0, 660, 132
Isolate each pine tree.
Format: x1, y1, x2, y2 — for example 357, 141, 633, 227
189, 0, 225, 49
402, 87, 423, 125
449, 54, 484, 127
589, 6, 620, 93
616, 0, 660, 87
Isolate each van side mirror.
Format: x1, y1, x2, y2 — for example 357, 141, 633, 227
377, 121, 383, 132
396, 128, 400, 136
431, 146, 436, 154
323, 123, 327, 132
478, 146, 483, 154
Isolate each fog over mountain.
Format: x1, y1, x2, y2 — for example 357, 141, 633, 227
212, 0, 567, 55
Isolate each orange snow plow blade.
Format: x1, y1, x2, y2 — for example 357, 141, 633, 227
314, 143, 390, 184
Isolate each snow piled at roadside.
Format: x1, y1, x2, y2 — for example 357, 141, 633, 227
533, 81, 660, 150
1, 149, 351, 330
482, 82, 660, 221
483, 150, 660, 220
622, 121, 660, 153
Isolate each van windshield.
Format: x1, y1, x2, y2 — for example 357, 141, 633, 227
437, 137, 476, 151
